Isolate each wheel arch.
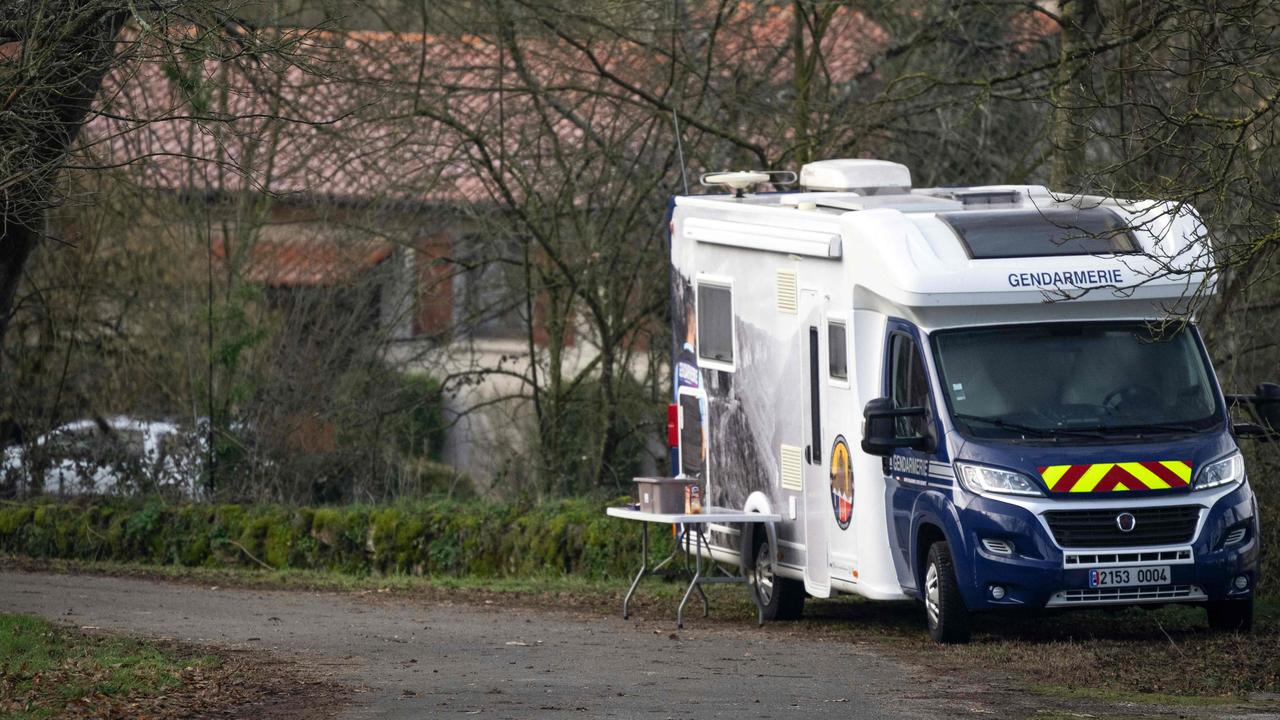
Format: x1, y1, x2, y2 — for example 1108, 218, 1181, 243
910, 492, 968, 597
739, 491, 777, 577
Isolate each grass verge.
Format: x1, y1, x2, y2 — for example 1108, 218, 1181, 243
793, 590, 1280, 703
0, 609, 345, 720
0, 613, 215, 719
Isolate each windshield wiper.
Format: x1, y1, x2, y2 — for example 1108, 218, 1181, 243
1068, 421, 1208, 435
951, 413, 1104, 440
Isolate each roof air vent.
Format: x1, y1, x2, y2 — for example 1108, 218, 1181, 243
957, 190, 1022, 206
799, 159, 911, 194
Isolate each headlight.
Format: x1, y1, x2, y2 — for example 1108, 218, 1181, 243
1195, 453, 1244, 491
956, 462, 1043, 497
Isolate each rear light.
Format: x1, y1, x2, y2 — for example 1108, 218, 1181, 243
667, 404, 680, 448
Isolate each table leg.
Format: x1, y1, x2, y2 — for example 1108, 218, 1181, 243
677, 537, 699, 628
749, 528, 767, 626
678, 525, 692, 573
622, 521, 648, 620
677, 525, 713, 627
694, 528, 710, 617
754, 573, 765, 626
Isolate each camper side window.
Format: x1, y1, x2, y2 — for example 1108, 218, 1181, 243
828, 321, 848, 381
696, 282, 734, 368
890, 333, 930, 436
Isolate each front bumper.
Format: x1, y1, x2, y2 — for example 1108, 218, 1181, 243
954, 480, 1260, 611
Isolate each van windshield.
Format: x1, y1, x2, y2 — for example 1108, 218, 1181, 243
931, 322, 1222, 440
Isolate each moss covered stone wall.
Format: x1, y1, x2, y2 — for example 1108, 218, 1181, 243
0, 497, 673, 578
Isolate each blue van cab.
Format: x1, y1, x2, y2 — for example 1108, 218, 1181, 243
861, 320, 1274, 643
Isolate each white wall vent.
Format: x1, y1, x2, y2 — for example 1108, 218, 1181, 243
775, 269, 798, 314
799, 159, 911, 194
780, 444, 803, 491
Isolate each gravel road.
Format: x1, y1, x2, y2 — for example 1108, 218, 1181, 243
0, 571, 971, 719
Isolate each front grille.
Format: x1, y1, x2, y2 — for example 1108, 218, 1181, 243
1044, 506, 1200, 548
1063, 548, 1192, 567
1048, 585, 1205, 606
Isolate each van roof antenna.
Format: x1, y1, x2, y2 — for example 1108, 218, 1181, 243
700, 170, 797, 198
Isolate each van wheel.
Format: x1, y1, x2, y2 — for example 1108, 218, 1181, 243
1206, 597, 1253, 633
923, 541, 970, 644
750, 533, 805, 621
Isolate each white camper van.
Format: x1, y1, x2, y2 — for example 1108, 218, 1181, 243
668, 159, 1275, 643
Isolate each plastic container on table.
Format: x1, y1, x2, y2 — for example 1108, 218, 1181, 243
633, 477, 690, 514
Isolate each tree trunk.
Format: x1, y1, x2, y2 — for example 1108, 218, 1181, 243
1049, 0, 1101, 190
0, 214, 41, 353
792, 1, 812, 166
592, 331, 620, 489
0, 6, 127, 373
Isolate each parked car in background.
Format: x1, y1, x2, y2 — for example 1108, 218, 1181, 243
1, 417, 206, 498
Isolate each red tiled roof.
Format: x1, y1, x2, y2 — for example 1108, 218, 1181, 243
81, 4, 892, 206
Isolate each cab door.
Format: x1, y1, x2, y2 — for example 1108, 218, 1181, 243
882, 321, 947, 594
800, 292, 831, 598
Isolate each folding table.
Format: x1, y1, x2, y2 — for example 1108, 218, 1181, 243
606, 506, 782, 628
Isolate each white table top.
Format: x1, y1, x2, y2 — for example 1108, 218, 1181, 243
606, 506, 781, 524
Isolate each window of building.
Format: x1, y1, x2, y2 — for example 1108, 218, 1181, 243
696, 281, 734, 368
453, 235, 524, 340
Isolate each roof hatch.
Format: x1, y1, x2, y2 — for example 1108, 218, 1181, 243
940, 207, 1139, 259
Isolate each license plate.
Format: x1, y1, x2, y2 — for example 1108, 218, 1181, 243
1088, 565, 1170, 588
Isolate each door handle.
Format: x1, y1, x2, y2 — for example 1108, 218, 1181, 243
804, 446, 812, 464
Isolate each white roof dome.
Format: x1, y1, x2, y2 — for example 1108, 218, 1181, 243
799, 159, 911, 193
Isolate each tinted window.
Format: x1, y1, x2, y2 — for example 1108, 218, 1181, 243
828, 321, 848, 380
940, 207, 1138, 259
890, 333, 930, 435
697, 283, 733, 365
115, 430, 146, 460
48, 428, 97, 462
49, 427, 144, 465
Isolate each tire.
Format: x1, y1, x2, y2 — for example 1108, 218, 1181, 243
1206, 596, 1253, 633
748, 530, 805, 621
923, 541, 971, 644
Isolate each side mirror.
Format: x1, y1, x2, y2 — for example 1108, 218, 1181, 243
1253, 383, 1280, 434
1229, 383, 1280, 442
861, 397, 930, 457
1234, 423, 1271, 440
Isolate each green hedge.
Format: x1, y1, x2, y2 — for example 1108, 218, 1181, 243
0, 497, 672, 579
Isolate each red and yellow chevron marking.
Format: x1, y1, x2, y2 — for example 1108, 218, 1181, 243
1038, 461, 1192, 493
